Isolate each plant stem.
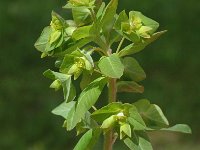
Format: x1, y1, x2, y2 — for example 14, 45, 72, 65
104, 78, 117, 150
116, 37, 125, 53
94, 47, 108, 56
108, 78, 117, 103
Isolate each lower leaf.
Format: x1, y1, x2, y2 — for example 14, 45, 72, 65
124, 131, 153, 150
160, 124, 192, 134
74, 129, 101, 150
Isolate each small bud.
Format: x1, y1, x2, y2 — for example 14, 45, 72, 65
116, 112, 127, 122
50, 79, 61, 91
117, 112, 125, 117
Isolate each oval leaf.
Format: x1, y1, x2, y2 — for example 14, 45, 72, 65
98, 54, 124, 78
74, 129, 101, 150
101, 0, 118, 34
69, 77, 107, 130
134, 99, 169, 128
123, 57, 146, 82
124, 131, 153, 150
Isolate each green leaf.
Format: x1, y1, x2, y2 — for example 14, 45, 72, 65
34, 26, 52, 53
134, 99, 169, 128
65, 26, 77, 36
76, 111, 98, 135
52, 101, 76, 119
98, 54, 124, 78
49, 30, 62, 44
43, 69, 69, 83
137, 131, 153, 150
74, 129, 101, 150
92, 102, 124, 122
122, 57, 146, 82
65, 103, 76, 130
96, 2, 105, 19
72, 25, 92, 40
117, 81, 144, 93
118, 43, 146, 57
80, 71, 101, 90
72, 7, 91, 26
54, 37, 92, 57
108, 29, 122, 46
124, 32, 140, 43
60, 55, 76, 73
160, 124, 192, 134
145, 30, 167, 45
124, 137, 138, 150
46, 32, 64, 52
118, 31, 167, 57
43, 69, 74, 102
124, 131, 153, 150
101, 0, 118, 34
68, 83, 76, 102
69, 77, 107, 130
80, 72, 92, 90
114, 10, 129, 31
128, 106, 146, 130
120, 123, 132, 139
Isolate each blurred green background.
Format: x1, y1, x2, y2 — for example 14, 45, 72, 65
0, 0, 200, 149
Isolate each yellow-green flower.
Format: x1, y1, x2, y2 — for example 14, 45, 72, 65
121, 11, 153, 42
60, 48, 94, 80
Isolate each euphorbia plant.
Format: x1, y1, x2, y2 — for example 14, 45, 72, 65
35, 0, 191, 149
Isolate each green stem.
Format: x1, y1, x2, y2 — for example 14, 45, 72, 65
94, 47, 108, 56
103, 33, 117, 150
116, 37, 125, 53
104, 76, 117, 150
108, 78, 117, 103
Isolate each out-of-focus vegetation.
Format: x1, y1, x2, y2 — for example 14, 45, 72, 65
0, 0, 199, 149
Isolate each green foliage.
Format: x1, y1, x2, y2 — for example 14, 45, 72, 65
74, 129, 101, 150
52, 101, 76, 119
98, 54, 124, 78
35, 0, 191, 149
124, 131, 153, 150
134, 99, 169, 128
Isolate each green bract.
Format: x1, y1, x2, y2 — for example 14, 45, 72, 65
34, 11, 77, 58
115, 11, 159, 43
60, 48, 94, 80
35, 0, 191, 150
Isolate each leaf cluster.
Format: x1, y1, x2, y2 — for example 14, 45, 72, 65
35, 0, 191, 149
